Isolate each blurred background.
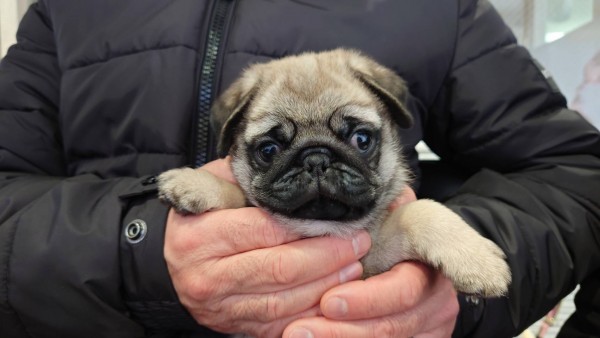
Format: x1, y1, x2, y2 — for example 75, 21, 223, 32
1, 1, 599, 337
490, 0, 600, 128
0, 0, 34, 56
2, 0, 598, 127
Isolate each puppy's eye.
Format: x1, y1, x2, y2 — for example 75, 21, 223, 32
350, 130, 372, 152
257, 142, 281, 163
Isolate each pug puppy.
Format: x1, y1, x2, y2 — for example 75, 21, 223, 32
158, 49, 511, 298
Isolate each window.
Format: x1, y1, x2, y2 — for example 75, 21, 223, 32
491, 0, 600, 127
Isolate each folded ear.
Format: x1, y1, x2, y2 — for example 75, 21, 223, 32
210, 70, 260, 157
346, 51, 414, 129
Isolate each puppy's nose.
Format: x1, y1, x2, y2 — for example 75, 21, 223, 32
300, 147, 331, 174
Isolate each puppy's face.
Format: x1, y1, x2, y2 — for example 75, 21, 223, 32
211, 49, 413, 237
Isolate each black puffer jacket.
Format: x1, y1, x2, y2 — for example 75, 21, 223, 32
1, 1, 599, 337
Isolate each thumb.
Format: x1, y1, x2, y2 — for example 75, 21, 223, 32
388, 186, 417, 211
200, 156, 238, 184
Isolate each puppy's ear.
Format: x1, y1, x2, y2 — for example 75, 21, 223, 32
346, 51, 414, 129
210, 71, 260, 157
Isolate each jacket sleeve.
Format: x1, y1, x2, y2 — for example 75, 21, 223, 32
423, 1, 600, 336
0, 4, 198, 337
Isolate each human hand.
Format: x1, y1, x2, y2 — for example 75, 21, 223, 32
164, 158, 372, 337
283, 187, 460, 338
201, 156, 238, 184
283, 262, 458, 338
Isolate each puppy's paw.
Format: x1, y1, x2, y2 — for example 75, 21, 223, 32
388, 199, 511, 298
439, 232, 511, 298
158, 167, 218, 214
158, 167, 247, 215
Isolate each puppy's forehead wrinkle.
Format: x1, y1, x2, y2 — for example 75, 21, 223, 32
329, 105, 382, 131
249, 92, 379, 126
245, 104, 382, 145
248, 54, 376, 109
244, 112, 297, 142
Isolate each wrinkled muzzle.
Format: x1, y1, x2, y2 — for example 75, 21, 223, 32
254, 145, 378, 221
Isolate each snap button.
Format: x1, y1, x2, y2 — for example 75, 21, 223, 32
124, 219, 147, 244
141, 175, 158, 186
465, 295, 481, 306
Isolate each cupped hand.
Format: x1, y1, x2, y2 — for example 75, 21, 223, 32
284, 187, 460, 338
283, 262, 458, 338
164, 158, 373, 337
201, 156, 238, 184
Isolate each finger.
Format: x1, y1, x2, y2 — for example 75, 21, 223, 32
416, 277, 459, 335
166, 207, 300, 256
235, 305, 323, 338
225, 262, 363, 323
415, 316, 456, 338
217, 232, 371, 294
285, 287, 456, 338
284, 310, 455, 338
320, 261, 432, 320
388, 186, 417, 211
201, 156, 237, 184
283, 313, 420, 338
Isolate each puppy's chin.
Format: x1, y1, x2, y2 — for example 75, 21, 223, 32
272, 212, 377, 238
287, 197, 373, 221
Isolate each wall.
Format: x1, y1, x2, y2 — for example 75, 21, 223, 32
0, 0, 35, 57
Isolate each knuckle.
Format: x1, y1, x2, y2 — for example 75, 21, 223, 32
230, 298, 253, 321
323, 236, 354, 269
172, 232, 199, 253
222, 217, 247, 251
167, 219, 207, 254
186, 276, 216, 301
226, 296, 285, 335
332, 240, 348, 264
372, 317, 403, 337
397, 280, 422, 309
188, 297, 234, 331
220, 209, 283, 251
254, 323, 285, 338
266, 251, 298, 285
264, 293, 284, 321
258, 217, 285, 247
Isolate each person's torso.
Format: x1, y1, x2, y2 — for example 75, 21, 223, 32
43, 0, 458, 179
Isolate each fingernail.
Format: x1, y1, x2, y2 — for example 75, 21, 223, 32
352, 231, 371, 257
323, 296, 348, 318
339, 261, 362, 283
288, 327, 314, 338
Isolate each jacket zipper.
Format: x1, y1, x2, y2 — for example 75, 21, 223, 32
193, 0, 234, 167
